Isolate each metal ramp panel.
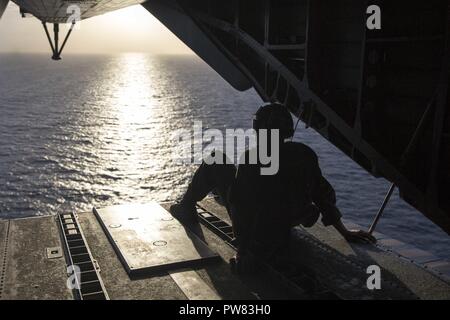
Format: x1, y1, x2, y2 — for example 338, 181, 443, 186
93, 202, 219, 277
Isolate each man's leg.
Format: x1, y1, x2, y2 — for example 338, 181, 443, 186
171, 151, 236, 222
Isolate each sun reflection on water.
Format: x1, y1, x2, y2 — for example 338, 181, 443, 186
114, 53, 156, 125
99, 53, 163, 196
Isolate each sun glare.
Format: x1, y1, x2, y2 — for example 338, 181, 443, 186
98, 5, 159, 32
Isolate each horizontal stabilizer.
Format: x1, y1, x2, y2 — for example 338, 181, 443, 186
10, 0, 145, 23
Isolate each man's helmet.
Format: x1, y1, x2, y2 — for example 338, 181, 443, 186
253, 103, 294, 140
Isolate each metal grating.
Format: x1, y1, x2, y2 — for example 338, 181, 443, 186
58, 212, 109, 300
197, 210, 235, 247
0, 220, 10, 300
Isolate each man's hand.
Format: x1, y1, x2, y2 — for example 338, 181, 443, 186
343, 229, 377, 244
333, 219, 377, 244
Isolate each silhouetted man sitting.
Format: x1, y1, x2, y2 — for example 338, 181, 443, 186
171, 103, 375, 272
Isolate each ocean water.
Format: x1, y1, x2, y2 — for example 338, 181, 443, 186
0, 53, 449, 259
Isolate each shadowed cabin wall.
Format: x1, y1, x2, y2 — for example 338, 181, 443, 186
174, 0, 450, 234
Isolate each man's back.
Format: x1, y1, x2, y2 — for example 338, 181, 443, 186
229, 142, 336, 255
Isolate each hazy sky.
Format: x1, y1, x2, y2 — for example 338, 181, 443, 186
0, 2, 193, 54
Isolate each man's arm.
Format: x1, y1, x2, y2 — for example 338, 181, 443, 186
311, 175, 342, 226
332, 218, 376, 244
311, 159, 376, 244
